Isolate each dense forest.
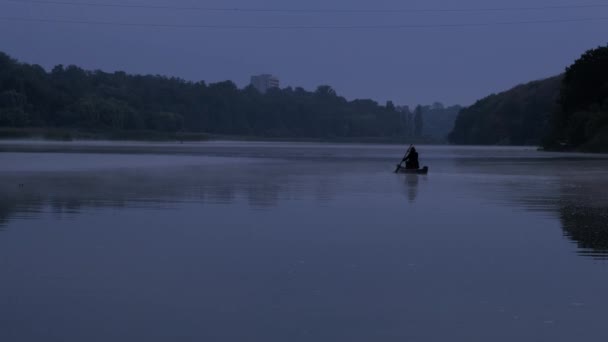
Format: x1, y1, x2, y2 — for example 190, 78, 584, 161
449, 44, 608, 151
392, 103, 460, 143
543, 45, 608, 152
0, 51, 456, 142
415, 102, 461, 142
448, 76, 562, 145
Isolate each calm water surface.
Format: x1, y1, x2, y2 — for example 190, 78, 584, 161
1, 141, 608, 342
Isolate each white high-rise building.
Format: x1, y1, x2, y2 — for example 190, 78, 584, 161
250, 74, 280, 93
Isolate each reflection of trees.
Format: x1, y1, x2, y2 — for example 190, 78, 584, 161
0, 197, 19, 228
555, 176, 608, 259
0, 162, 349, 229
245, 183, 280, 208
528, 180, 608, 259
496, 183, 608, 260
560, 205, 608, 258
458, 159, 608, 260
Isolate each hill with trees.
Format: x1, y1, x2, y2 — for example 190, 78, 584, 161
449, 44, 608, 151
448, 75, 562, 145
543, 45, 608, 152
0, 51, 421, 142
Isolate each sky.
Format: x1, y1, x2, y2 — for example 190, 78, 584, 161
0, 0, 607, 106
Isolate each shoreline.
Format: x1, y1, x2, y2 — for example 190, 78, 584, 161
0, 127, 440, 145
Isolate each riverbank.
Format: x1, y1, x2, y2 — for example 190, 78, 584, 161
0, 127, 439, 145
0, 128, 212, 142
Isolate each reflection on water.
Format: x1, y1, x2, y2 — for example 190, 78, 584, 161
556, 176, 608, 260
2, 141, 608, 342
561, 205, 608, 259
0, 164, 336, 226
1, 142, 608, 259
449, 151, 608, 260
403, 174, 421, 203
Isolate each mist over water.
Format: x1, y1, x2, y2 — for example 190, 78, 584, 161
1, 141, 608, 342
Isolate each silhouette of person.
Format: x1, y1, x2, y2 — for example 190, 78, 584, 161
404, 147, 420, 169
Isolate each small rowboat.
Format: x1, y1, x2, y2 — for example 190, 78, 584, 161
396, 166, 428, 174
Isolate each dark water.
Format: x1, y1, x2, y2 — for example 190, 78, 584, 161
1, 141, 608, 342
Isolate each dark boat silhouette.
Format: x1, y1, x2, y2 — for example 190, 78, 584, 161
396, 166, 429, 175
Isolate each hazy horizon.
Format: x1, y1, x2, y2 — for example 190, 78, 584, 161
1, 0, 607, 107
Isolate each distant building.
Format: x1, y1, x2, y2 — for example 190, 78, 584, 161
250, 74, 279, 93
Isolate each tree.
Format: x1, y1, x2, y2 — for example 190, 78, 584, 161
148, 112, 184, 132
414, 105, 424, 138
0, 90, 28, 126
449, 76, 562, 145
315, 85, 336, 97
0, 50, 417, 141
432, 102, 444, 110
545, 45, 608, 151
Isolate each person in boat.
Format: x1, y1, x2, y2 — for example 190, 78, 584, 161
403, 147, 420, 169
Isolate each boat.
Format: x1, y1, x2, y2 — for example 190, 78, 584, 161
396, 166, 428, 174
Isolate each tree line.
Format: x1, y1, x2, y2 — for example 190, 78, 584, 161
0, 51, 443, 142
449, 44, 608, 151
543, 45, 608, 151
448, 76, 562, 145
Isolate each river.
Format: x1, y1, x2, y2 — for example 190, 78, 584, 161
1, 141, 607, 342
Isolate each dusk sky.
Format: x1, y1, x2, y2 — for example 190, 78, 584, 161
1, 0, 607, 106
